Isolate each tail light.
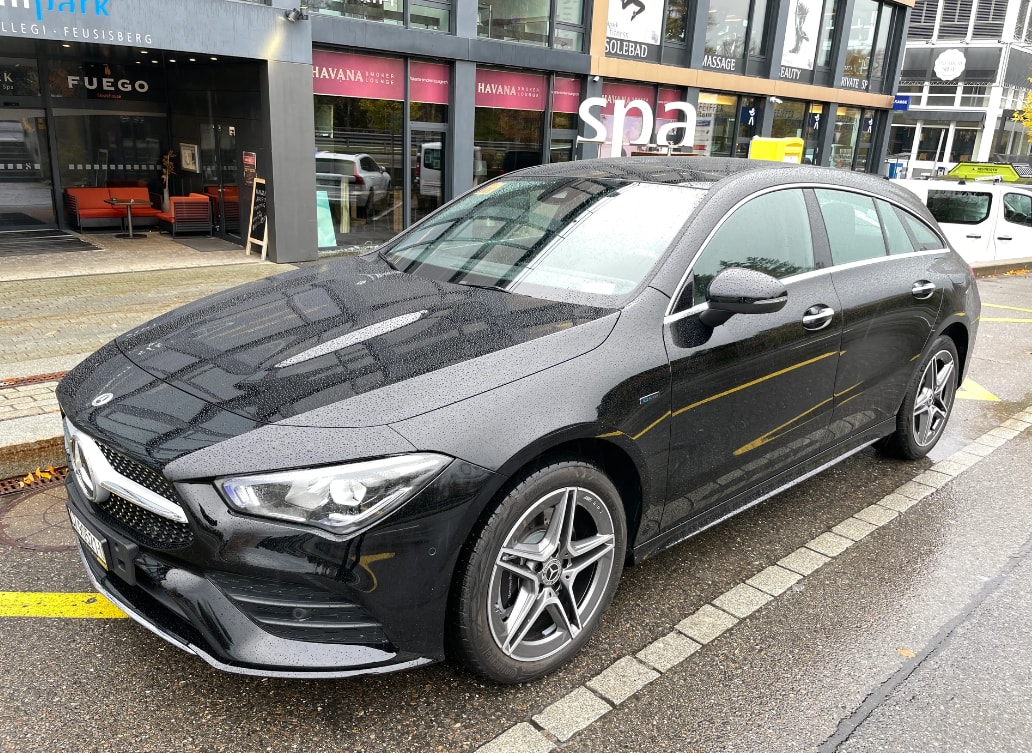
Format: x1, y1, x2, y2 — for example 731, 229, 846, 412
353, 165, 365, 186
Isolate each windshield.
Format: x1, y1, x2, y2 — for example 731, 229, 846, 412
381, 177, 705, 305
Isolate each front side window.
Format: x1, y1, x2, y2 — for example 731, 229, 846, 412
815, 189, 886, 264
1003, 192, 1032, 226
690, 189, 814, 304
383, 178, 705, 304
926, 190, 992, 225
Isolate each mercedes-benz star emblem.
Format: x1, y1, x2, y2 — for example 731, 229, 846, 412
91, 392, 114, 407
69, 436, 98, 502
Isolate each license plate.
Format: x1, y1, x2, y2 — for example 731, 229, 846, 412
68, 509, 108, 570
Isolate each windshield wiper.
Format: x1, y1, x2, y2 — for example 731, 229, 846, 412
456, 280, 510, 293
377, 249, 398, 271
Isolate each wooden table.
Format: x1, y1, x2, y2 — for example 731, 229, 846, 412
104, 197, 149, 239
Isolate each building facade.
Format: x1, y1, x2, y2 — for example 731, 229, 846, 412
1, 0, 911, 264
889, 0, 1032, 177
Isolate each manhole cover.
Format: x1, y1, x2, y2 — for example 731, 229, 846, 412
0, 483, 75, 552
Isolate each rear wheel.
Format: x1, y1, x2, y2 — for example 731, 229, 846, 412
879, 336, 959, 460
452, 460, 626, 683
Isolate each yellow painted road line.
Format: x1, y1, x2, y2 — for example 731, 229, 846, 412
0, 591, 126, 619
956, 379, 1000, 402
981, 317, 1032, 323
983, 303, 1032, 314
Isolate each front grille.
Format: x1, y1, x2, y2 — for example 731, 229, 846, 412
95, 493, 194, 549
210, 572, 389, 645
97, 443, 179, 501
92, 442, 193, 549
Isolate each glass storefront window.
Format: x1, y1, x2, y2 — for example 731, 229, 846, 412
949, 128, 977, 162
308, 0, 449, 31
843, 0, 878, 78
831, 106, 861, 168
312, 52, 450, 250
704, 0, 750, 62
869, 5, 892, 80
916, 124, 948, 161
771, 99, 807, 138
815, 0, 838, 68
665, 0, 689, 42
695, 92, 739, 156
478, 0, 552, 46
888, 124, 916, 157
853, 109, 875, 171
474, 69, 545, 179
735, 96, 763, 156
53, 113, 166, 193
805, 103, 824, 164
960, 85, 989, 108
926, 84, 957, 107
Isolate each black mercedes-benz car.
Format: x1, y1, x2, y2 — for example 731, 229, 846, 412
58, 157, 979, 683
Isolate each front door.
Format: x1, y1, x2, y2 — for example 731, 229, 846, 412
0, 111, 56, 230
200, 123, 240, 242
662, 188, 842, 529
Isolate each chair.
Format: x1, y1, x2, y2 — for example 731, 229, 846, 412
156, 194, 213, 237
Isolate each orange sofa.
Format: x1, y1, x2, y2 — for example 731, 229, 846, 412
64, 187, 161, 231
156, 193, 213, 237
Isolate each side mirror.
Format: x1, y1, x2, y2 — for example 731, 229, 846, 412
700, 267, 788, 327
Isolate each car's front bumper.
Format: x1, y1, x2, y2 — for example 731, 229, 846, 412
65, 455, 497, 678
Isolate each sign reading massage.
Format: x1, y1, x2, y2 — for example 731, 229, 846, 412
312, 50, 449, 104
0, 0, 154, 46
605, 0, 662, 62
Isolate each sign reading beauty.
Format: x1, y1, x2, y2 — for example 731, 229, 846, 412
312, 50, 449, 104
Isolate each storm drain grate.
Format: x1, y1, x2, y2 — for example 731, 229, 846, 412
0, 467, 68, 496
0, 372, 68, 391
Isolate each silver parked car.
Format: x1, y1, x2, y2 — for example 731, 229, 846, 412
315, 151, 392, 217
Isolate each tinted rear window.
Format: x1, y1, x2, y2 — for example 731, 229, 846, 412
316, 158, 355, 175
926, 190, 991, 224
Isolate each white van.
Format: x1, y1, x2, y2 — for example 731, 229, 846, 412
416, 142, 485, 209
893, 178, 1032, 263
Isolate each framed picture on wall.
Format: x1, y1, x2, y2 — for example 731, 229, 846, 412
180, 143, 199, 173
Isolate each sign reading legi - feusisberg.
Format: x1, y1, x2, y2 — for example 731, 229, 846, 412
578, 97, 697, 156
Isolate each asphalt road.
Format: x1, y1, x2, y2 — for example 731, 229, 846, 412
0, 273, 1029, 753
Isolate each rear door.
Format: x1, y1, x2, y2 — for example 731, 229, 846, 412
662, 187, 842, 526
815, 189, 946, 439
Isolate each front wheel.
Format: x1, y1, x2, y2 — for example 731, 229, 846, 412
451, 460, 626, 683
879, 336, 959, 460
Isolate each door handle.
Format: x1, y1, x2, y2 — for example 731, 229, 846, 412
997, 235, 1013, 241
912, 281, 936, 300
965, 234, 982, 239
802, 305, 835, 331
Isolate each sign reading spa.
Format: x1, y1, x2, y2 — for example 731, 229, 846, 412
578, 83, 697, 157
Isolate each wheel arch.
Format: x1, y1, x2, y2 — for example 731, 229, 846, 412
939, 321, 971, 381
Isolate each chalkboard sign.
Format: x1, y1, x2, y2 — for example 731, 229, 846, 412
245, 177, 269, 259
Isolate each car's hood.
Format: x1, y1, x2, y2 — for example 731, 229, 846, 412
111, 255, 616, 428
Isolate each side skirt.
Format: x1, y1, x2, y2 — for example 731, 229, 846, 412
630, 418, 894, 564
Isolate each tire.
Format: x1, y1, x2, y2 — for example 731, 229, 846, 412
451, 460, 627, 683
879, 336, 959, 460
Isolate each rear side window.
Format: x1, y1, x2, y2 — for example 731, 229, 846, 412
876, 200, 916, 255
1003, 192, 1032, 226
900, 213, 945, 250
926, 189, 991, 224
690, 189, 815, 304
815, 189, 887, 264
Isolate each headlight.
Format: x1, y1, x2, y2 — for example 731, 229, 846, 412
216, 454, 450, 536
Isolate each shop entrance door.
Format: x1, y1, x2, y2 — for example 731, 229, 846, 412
0, 111, 56, 230
200, 123, 240, 242
411, 127, 447, 225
